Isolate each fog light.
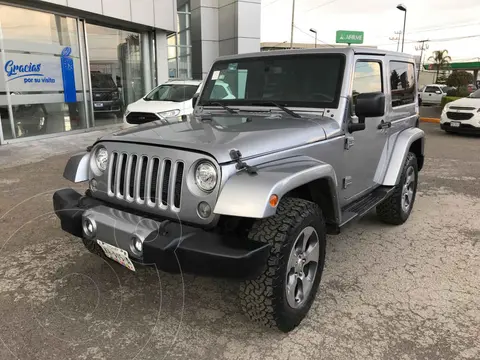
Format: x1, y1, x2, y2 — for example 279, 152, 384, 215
197, 202, 212, 219
82, 217, 97, 239
89, 178, 98, 192
132, 236, 143, 254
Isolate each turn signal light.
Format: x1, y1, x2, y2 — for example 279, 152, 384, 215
269, 194, 279, 207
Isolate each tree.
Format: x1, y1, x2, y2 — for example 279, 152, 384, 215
390, 70, 400, 90
428, 50, 452, 83
446, 71, 474, 87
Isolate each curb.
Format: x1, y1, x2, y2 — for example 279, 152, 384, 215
420, 117, 440, 124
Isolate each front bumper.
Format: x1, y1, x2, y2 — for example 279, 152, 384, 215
440, 113, 480, 134
93, 100, 123, 113
53, 188, 270, 279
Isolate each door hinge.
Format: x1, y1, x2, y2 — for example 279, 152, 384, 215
345, 136, 354, 150
343, 176, 353, 189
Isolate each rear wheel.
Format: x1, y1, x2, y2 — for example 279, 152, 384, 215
239, 197, 326, 332
377, 152, 418, 225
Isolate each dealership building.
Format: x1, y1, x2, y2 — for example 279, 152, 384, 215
0, 0, 260, 145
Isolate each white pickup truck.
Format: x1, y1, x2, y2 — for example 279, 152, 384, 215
418, 84, 451, 106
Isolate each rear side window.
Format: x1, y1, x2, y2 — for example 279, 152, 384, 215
390, 61, 416, 107
425, 86, 440, 93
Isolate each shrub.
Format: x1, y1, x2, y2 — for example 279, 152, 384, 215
446, 71, 474, 87
456, 86, 471, 98
441, 96, 462, 109
446, 88, 457, 96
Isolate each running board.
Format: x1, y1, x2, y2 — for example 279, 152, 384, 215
339, 186, 395, 228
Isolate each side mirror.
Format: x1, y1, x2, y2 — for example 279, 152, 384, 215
350, 92, 385, 133
435, 90, 442, 94
192, 93, 199, 108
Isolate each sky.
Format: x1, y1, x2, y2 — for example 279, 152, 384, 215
261, 0, 480, 62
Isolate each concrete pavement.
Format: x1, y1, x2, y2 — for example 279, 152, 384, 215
0, 123, 479, 359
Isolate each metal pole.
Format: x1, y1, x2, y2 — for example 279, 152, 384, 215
315, 33, 317, 48
401, 11, 407, 52
0, 21, 15, 139
77, 19, 90, 129
82, 20, 96, 128
290, 0, 295, 49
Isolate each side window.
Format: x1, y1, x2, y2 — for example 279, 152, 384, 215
390, 61, 416, 107
351, 61, 383, 111
425, 86, 439, 93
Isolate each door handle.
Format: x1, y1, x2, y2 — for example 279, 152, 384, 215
377, 120, 392, 130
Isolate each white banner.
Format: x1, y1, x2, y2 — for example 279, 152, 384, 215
0, 52, 82, 92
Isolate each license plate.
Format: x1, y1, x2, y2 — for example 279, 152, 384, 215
97, 240, 135, 271
450, 121, 460, 128
94, 102, 104, 108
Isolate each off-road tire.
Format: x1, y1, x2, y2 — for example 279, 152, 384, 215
376, 152, 418, 225
239, 197, 326, 332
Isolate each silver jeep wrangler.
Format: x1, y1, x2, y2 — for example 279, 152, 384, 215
53, 47, 424, 332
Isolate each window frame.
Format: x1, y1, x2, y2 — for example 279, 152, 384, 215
389, 60, 416, 108
350, 59, 384, 115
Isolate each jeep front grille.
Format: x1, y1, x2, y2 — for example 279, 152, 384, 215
108, 152, 184, 210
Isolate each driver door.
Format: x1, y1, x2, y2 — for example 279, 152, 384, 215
342, 57, 389, 202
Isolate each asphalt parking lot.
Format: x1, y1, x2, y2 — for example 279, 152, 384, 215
0, 122, 479, 360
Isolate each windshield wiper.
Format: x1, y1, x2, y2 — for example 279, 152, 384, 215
202, 101, 238, 114
249, 101, 301, 118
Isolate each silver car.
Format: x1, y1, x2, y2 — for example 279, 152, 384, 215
53, 47, 425, 332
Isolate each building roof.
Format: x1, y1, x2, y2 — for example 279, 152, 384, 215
261, 42, 378, 50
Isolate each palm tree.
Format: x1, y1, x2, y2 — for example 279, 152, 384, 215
428, 50, 452, 83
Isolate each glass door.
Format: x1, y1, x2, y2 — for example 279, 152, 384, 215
85, 23, 144, 127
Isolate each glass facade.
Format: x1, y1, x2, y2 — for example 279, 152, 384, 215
0, 3, 157, 144
0, 5, 87, 141
167, 2, 192, 79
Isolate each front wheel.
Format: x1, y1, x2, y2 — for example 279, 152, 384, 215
239, 198, 326, 332
377, 152, 418, 225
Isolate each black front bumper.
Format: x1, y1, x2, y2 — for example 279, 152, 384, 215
441, 123, 480, 134
53, 188, 270, 279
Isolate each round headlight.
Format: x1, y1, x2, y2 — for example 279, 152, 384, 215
195, 161, 217, 192
95, 147, 108, 172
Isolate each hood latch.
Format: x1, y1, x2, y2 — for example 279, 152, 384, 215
229, 149, 257, 175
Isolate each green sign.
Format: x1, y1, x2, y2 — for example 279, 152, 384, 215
336, 30, 364, 44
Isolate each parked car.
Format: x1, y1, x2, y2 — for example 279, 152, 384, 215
124, 79, 203, 124
53, 47, 424, 332
124, 79, 236, 125
440, 88, 480, 134
90, 72, 123, 118
418, 84, 451, 105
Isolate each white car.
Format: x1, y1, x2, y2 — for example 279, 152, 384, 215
440, 89, 480, 134
124, 79, 237, 125
418, 84, 453, 106
124, 80, 202, 124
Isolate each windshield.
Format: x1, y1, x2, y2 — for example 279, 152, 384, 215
470, 89, 480, 98
145, 84, 199, 102
199, 54, 346, 108
91, 73, 116, 89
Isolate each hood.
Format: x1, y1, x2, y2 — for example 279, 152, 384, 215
127, 98, 187, 113
447, 97, 480, 108
100, 113, 338, 164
